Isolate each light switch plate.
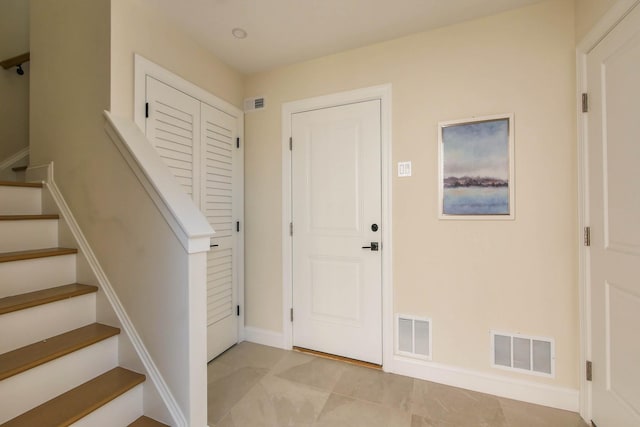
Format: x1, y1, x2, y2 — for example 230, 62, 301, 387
398, 161, 412, 177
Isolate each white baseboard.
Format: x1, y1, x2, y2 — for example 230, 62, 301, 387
389, 355, 579, 412
243, 326, 287, 349
242, 326, 578, 412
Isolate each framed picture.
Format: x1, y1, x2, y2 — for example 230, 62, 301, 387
438, 113, 514, 220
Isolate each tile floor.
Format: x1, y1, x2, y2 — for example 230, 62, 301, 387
207, 342, 588, 427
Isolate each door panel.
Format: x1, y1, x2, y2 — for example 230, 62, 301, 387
587, 4, 640, 426
145, 77, 200, 200
202, 103, 239, 361
292, 100, 382, 365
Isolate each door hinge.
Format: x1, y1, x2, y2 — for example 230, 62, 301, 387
145, 102, 149, 118
582, 93, 589, 113
289, 222, 293, 236
586, 360, 593, 381
237, 305, 240, 316
584, 226, 591, 247
289, 137, 292, 151
236, 137, 240, 149
236, 221, 240, 232
290, 308, 294, 322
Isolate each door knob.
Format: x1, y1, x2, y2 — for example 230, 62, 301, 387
362, 242, 379, 251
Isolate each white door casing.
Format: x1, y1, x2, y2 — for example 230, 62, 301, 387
583, 2, 640, 426
291, 100, 382, 364
137, 57, 244, 362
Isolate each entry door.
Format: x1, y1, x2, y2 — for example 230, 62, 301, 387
145, 76, 241, 361
291, 100, 382, 365
587, 4, 640, 426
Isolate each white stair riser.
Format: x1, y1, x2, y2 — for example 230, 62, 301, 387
70, 383, 144, 427
0, 186, 42, 215
0, 219, 58, 252
0, 254, 76, 297
0, 293, 96, 354
0, 336, 118, 424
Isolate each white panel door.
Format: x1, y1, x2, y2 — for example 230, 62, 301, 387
146, 77, 201, 201
587, 4, 640, 426
201, 103, 239, 361
291, 100, 382, 365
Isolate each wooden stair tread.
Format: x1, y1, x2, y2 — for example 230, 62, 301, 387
128, 416, 170, 427
0, 323, 120, 381
1, 367, 145, 427
0, 214, 59, 221
0, 247, 77, 263
0, 181, 42, 188
0, 283, 98, 315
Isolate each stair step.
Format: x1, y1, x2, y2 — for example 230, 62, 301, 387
1, 367, 145, 427
0, 254, 76, 298
0, 292, 96, 354
0, 181, 42, 188
0, 184, 42, 215
0, 214, 58, 221
0, 247, 77, 263
0, 217, 59, 253
129, 416, 170, 427
0, 323, 120, 381
10, 166, 27, 172
0, 336, 117, 424
0, 283, 98, 315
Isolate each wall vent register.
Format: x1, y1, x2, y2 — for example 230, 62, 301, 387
396, 314, 431, 360
244, 96, 266, 112
491, 330, 554, 377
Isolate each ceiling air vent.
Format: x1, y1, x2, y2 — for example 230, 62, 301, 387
244, 96, 266, 113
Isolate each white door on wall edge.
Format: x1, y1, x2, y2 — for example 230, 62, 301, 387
201, 103, 239, 360
587, 3, 640, 426
291, 100, 382, 365
145, 76, 241, 361
145, 77, 201, 200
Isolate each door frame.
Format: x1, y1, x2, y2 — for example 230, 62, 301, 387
576, 0, 640, 421
133, 54, 245, 344
281, 84, 393, 368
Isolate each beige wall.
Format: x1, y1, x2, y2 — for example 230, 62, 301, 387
244, 0, 579, 389
575, 0, 619, 41
110, 0, 244, 119
0, 0, 29, 162
30, 0, 235, 421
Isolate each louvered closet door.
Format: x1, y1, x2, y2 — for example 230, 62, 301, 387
201, 103, 238, 361
145, 77, 201, 201
145, 77, 241, 362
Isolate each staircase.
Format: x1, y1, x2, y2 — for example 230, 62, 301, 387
0, 181, 168, 426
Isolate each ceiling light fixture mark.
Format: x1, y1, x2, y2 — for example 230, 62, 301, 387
232, 28, 248, 39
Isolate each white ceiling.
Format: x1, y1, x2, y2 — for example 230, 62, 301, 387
151, 0, 546, 74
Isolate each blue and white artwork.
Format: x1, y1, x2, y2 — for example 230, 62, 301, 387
441, 118, 511, 216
